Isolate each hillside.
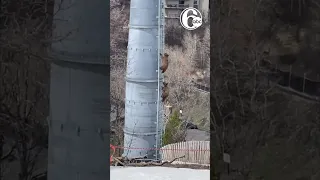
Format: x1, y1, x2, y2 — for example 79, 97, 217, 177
210, 0, 320, 179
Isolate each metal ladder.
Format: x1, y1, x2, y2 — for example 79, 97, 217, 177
155, 0, 165, 161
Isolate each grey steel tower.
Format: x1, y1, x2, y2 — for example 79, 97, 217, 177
47, 0, 110, 179
123, 0, 165, 160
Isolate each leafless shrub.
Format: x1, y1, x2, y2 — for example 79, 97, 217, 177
182, 28, 210, 69
165, 21, 184, 47
110, 0, 129, 68
110, 117, 124, 157
110, 66, 125, 121
164, 26, 210, 130
110, 0, 129, 152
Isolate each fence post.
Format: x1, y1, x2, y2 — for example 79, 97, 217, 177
303, 73, 306, 93
165, 105, 172, 120
163, 105, 173, 136
289, 65, 292, 87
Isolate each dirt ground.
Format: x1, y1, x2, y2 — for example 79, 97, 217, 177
118, 163, 210, 170
160, 163, 210, 169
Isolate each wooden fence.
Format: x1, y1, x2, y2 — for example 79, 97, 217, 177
160, 141, 210, 165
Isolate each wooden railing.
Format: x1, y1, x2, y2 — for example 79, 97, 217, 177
264, 59, 320, 102
160, 141, 210, 165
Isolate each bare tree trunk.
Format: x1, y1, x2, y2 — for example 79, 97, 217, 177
0, 135, 4, 180
19, 139, 29, 180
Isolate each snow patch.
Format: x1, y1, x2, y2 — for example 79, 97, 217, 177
111, 166, 209, 180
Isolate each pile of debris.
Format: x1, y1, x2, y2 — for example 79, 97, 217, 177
111, 155, 185, 167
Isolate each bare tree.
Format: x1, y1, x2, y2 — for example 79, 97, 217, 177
210, 0, 277, 178
0, 47, 49, 180
0, 0, 74, 179
211, 0, 320, 179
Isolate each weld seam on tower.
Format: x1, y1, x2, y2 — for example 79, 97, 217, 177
123, 130, 158, 136
129, 25, 158, 28
50, 50, 108, 64
126, 101, 158, 104
126, 78, 160, 83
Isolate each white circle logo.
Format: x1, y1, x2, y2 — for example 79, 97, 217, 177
180, 7, 203, 30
